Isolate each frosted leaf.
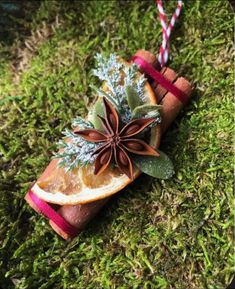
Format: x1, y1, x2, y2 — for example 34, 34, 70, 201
134, 150, 174, 179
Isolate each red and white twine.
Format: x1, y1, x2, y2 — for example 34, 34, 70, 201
156, 0, 183, 67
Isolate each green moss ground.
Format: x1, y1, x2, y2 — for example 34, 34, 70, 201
0, 1, 234, 288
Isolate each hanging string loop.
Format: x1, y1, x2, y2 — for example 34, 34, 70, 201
156, 0, 183, 67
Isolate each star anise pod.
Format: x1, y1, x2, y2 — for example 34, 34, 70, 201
74, 97, 159, 179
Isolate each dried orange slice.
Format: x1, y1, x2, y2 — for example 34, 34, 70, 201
32, 63, 161, 205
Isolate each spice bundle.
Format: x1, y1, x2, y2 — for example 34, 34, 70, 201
25, 49, 193, 239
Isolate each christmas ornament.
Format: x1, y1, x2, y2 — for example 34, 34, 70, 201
25, 0, 193, 239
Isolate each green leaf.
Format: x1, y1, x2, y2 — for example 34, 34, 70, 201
134, 150, 174, 179
90, 84, 118, 107
126, 85, 142, 111
91, 98, 105, 130
132, 104, 162, 119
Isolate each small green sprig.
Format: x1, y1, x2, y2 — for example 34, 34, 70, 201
92, 53, 147, 122
54, 120, 100, 171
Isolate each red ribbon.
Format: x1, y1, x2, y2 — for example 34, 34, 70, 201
131, 55, 188, 104
27, 190, 78, 238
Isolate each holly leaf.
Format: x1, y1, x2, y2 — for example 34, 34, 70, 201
134, 150, 174, 179
126, 85, 142, 111
132, 103, 162, 119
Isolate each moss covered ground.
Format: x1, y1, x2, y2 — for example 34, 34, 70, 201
0, 1, 234, 288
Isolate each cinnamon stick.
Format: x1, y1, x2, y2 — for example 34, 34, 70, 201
160, 77, 192, 132
25, 50, 193, 239
49, 199, 108, 240
154, 67, 178, 102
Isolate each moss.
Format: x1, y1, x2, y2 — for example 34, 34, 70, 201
0, 0, 233, 288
